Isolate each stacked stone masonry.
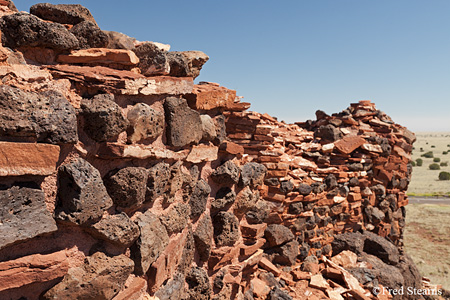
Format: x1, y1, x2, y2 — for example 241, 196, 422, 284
0, 2, 437, 300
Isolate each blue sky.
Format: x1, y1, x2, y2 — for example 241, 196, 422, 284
15, 1, 450, 131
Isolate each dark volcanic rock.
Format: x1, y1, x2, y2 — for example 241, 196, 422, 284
297, 183, 312, 196
1, 0, 17, 12
104, 30, 136, 50
268, 287, 293, 300
89, 212, 140, 247
30, 3, 97, 25
359, 253, 404, 290
160, 202, 190, 235
193, 214, 213, 262
56, 158, 113, 225
167, 51, 209, 79
42, 252, 134, 300
104, 167, 148, 208
178, 228, 195, 276
265, 224, 294, 247
189, 179, 211, 219
279, 180, 294, 193
246, 200, 270, 224
131, 210, 169, 275
0, 12, 79, 50
324, 174, 338, 190
127, 103, 164, 143
0, 86, 78, 144
133, 42, 169, 76
363, 231, 399, 265
272, 240, 299, 266
81, 94, 128, 142
70, 20, 109, 49
146, 162, 171, 202
240, 162, 267, 188
213, 211, 240, 247
211, 160, 240, 185
314, 124, 342, 142
211, 187, 236, 214
0, 185, 57, 250
185, 267, 211, 300
331, 231, 365, 255
164, 97, 202, 148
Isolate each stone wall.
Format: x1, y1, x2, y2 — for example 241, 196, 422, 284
0, 2, 426, 300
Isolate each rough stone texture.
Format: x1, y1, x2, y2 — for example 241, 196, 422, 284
133, 42, 170, 76
185, 267, 211, 300
89, 213, 140, 247
70, 21, 109, 49
334, 135, 366, 154
241, 162, 267, 188
81, 94, 128, 142
131, 211, 169, 275
186, 83, 236, 111
160, 202, 191, 235
265, 224, 295, 247
267, 287, 293, 300
314, 124, 342, 142
297, 183, 312, 196
104, 30, 136, 50
0, 86, 78, 144
272, 240, 299, 266
42, 252, 134, 300
48, 64, 194, 96
246, 200, 270, 224
200, 114, 217, 141
30, 3, 97, 25
234, 186, 259, 217
186, 144, 218, 164
104, 167, 148, 208
213, 211, 240, 247
167, 51, 209, 79
0, 250, 70, 292
362, 231, 399, 265
164, 97, 202, 147
56, 158, 113, 225
331, 231, 365, 255
0, 12, 79, 50
193, 214, 213, 262
154, 273, 185, 300
211, 160, 240, 185
211, 187, 236, 214
189, 179, 211, 219
0, 142, 60, 176
127, 103, 164, 143
146, 162, 171, 201
57, 48, 139, 66
0, 186, 57, 250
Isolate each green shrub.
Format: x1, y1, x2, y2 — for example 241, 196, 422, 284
411, 161, 416, 166
433, 157, 441, 162
438, 171, 450, 181
440, 162, 448, 167
431, 145, 436, 148
416, 158, 423, 166
429, 163, 440, 170
443, 151, 448, 155
420, 148, 424, 152
421, 151, 434, 158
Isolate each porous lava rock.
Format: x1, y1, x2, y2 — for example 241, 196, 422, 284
0, 12, 79, 50
80, 94, 128, 142
30, 3, 97, 25
70, 20, 109, 49
0, 86, 78, 144
127, 103, 165, 143
56, 158, 113, 225
211, 160, 240, 185
164, 97, 202, 148
213, 211, 240, 247
89, 212, 140, 247
133, 42, 169, 76
240, 162, 267, 188
103, 167, 148, 208
189, 179, 211, 219
193, 214, 213, 262
0, 185, 57, 250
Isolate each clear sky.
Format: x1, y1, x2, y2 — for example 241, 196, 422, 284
15, 0, 450, 132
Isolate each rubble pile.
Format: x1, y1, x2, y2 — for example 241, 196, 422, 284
0, 1, 439, 300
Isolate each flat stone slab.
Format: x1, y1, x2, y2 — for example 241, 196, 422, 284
0, 142, 60, 176
0, 186, 58, 250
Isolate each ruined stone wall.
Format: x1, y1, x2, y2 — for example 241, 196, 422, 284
0, 2, 425, 300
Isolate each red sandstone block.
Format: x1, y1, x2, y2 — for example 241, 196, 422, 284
334, 135, 366, 154
241, 223, 267, 239
185, 83, 236, 110
259, 257, 281, 277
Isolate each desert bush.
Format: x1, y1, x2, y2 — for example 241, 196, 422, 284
411, 161, 416, 166
443, 151, 448, 155
433, 157, 441, 162
431, 145, 436, 148
421, 151, 433, 158
440, 162, 448, 167
416, 158, 423, 166
429, 163, 440, 170
420, 148, 424, 152
438, 171, 450, 181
